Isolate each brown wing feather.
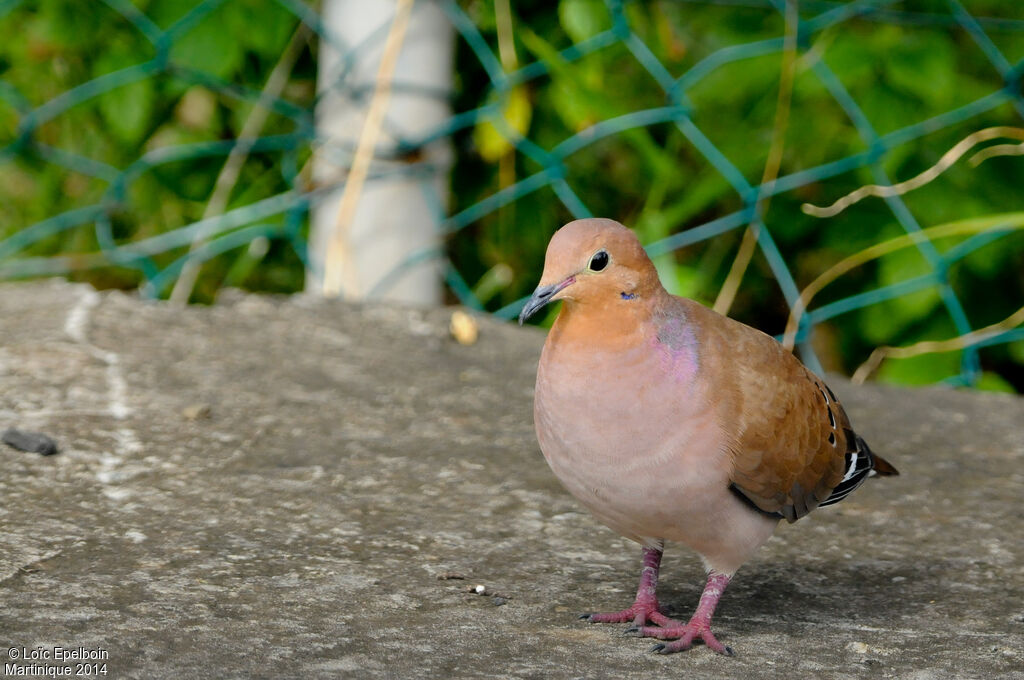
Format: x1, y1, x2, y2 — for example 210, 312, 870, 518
695, 307, 851, 523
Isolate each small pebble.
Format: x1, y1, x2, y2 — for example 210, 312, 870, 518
493, 597, 507, 606
182, 404, 212, 420
437, 572, 467, 581
450, 310, 479, 346
2, 428, 59, 456
474, 584, 487, 595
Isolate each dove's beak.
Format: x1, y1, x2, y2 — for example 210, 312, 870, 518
518, 276, 575, 325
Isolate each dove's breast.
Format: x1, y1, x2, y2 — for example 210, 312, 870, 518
536, 329, 725, 536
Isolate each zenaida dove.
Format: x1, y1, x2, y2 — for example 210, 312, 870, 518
519, 218, 898, 656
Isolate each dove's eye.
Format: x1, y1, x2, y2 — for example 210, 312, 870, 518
589, 250, 609, 272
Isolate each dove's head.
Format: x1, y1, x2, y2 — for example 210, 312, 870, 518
518, 218, 662, 324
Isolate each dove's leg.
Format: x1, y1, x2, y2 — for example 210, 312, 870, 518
581, 546, 680, 628
637, 571, 733, 655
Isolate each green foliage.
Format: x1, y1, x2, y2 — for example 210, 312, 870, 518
559, 0, 610, 43
473, 85, 532, 161
0, 0, 314, 297
1, 0, 1022, 392
448, 0, 1024, 391
877, 351, 961, 387
94, 44, 157, 145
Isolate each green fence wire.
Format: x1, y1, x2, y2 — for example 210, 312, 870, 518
2, 0, 1023, 387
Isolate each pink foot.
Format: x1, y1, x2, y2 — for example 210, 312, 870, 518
581, 604, 678, 628
640, 571, 734, 656
639, 619, 733, 656
580, 546, 676, 628
577, 548, 736, 657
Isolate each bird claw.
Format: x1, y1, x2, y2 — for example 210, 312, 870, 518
583, 606, 652, 625
581, 600, 678, 627
639, 622, 732, 656
648, 641, 732, 656
579, 566, 734, 656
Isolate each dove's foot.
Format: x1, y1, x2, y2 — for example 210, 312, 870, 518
579, 546, 671, 627
637, 571, 734, 655
577, 548, 736, 656
581, 604, 678, 627
639, 619, 733, 655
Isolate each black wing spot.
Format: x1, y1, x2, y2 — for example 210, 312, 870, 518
820, 435, 877, 508
827, 406, 836, 428
828, 431, 836, 446
729, 484, 784, 520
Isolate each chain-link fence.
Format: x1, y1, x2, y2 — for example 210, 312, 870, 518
2, 0, 1023, 388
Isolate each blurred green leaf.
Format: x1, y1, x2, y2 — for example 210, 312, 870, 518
169, 9, 243, 79
819, 30, 876, 87
94, 45, 155, 146
37, 0, 105, 50
519, 27, 597, 128
149, 0, 202, 29
957, 231, 1020, 278
473, 85, 533, 162
974, 371, 1016, 393
876, 351, 960, 386
655, 259, 703, 299
224, 0, 296, 57
520, 27, 676, 179
883, 33, 954, 108
222, 235, 270, 288
472, 263, 514, 304
559, 0, 611, 44
1008, 341, 1024, 365
871, 247, 942, 337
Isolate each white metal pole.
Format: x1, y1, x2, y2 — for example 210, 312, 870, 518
309, 0, 453, 305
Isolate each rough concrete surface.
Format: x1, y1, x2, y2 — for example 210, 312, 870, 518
0, 279, 1021, 679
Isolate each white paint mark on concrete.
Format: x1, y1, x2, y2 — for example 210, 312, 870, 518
103, 351, 132, 421
64, 288, 101, 343
63, 287, 142, 495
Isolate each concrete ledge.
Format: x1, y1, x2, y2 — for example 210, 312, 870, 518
1, 280, 1021, 679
